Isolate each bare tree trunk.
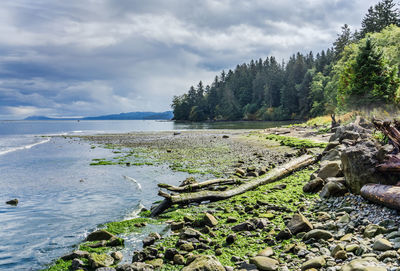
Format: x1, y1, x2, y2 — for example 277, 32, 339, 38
158, 178, 244, 192
151, 154, 316, 216
361, 183, 400, 210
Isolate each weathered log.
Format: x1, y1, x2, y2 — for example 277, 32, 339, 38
155, 154, 315, 209
372, 118, 400, 150
158, 178, 244, 192
377, 154, 400, 172
150, 199, 172, 217
361, 183, 400, 210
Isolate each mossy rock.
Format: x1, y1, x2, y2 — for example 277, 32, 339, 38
88, 253, 114, 268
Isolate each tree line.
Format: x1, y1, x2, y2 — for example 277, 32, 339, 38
171, 0, 400, 121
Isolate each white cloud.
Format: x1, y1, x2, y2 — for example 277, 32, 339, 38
0, 0, 380, 119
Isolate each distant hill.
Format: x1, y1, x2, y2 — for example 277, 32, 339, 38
24, 116, 55, 120
24, 111, 174, 121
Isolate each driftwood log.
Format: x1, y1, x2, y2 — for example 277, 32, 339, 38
372, 118, 400, 172
372, 118, 400, 150
158, 178, 244, 192
360, 183, 400, 210
151, 154, 316, 216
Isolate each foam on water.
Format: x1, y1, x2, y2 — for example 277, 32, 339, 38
0, 136, 50, 156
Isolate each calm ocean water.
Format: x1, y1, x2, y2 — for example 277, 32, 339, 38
0, 120, 287, 270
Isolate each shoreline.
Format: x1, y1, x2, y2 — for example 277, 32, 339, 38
44, 123, 400, 271
43, 127, 322, 270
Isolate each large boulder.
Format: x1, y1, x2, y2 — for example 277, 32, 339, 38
329, 123, 371, 143
340, 140, 397, 194
182, 255, 225, 271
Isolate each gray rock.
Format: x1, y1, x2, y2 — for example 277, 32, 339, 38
111, 251, 123, 261
303, 177, 324, 193
321, 148, 341, 162
232, 221, 255, 232
287, 213, 313, 235
257, 247, 274, 257
318, 161, 342, 180
182, 255, 225, 271
378, 250, 398, 261
250, 256, 279, 271
340, 257, 386, 271
276, 228, 292, 241
6, 199, 18, 205
180, 228, 202, 239
303, 229, 333, 240
373, 238, 393, 251
237, 262, 258, 271
301, 256, 326, 270
364, 224, 386, 238
203, 213, 218, 227
171, 221, 184, 231
96, 268, 116, 271
341, 140, 397, 194
143, 232, 161, 247
319, 181, 347, 198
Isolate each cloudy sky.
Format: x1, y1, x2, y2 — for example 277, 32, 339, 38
0, 0, 378, 119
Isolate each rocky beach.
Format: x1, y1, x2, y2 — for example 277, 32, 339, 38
44, 117, 400, 271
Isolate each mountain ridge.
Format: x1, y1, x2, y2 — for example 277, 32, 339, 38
24, 111, 173, 120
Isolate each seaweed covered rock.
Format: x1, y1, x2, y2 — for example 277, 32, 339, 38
182, 255, 225, 271
117, 262, 153, 271
88, 253, 114, 268
86, 230, 115, 241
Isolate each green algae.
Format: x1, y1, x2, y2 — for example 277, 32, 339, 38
153, 168, 318, 267
105, 217, 155, 235
42, 259, 72, 271
265, 134, 328, 149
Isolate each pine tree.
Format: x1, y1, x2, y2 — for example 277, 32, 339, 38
345, 38, 399, 106
360, 0, 400, 38
333, 24, 352, 59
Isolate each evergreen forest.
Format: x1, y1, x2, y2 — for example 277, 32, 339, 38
171, 0, 400, 121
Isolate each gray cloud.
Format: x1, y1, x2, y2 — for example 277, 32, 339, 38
0, 0, 378, 119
